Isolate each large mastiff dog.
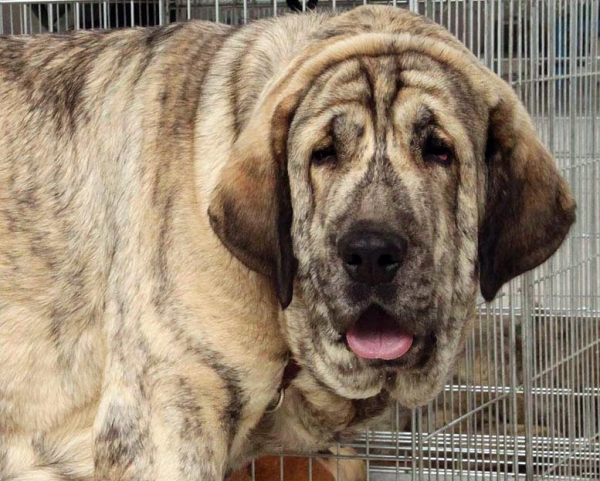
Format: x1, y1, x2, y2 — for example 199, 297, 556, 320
0, 5, 575, 480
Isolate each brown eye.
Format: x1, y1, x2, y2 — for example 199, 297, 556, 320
423, 137, 453, 165
311, 146, 337, 166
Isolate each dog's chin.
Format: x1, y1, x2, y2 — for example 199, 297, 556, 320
312, 354, 388, 400
308, 334, 438, 402
309, 324, 456, 408
291, 296, 460, 405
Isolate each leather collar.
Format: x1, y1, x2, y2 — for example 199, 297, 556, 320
265, 355, 301, 413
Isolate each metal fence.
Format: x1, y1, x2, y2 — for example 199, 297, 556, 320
2, 0, 599, 480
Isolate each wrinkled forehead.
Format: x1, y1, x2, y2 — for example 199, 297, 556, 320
292, 52, 488, 151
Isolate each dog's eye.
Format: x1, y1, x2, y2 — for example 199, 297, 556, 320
311, 146, 337, 166
423, 137, 453, 165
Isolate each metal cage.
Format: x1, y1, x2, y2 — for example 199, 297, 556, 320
2, 1, 599, 479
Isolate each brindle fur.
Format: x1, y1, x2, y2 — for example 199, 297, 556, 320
0, 6, 575, 480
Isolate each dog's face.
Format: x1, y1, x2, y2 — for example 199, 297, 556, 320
209, 8, 575, 409
283, 53, 482, 405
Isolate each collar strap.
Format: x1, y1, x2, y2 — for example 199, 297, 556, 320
280, 356, 301, 391
265, 355, 301, 414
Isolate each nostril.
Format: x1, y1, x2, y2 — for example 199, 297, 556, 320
346, 254, 362, 266
378, 254, 398, 268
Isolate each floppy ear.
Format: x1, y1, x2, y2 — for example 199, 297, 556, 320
478, 94, 576, 301
208, 96, 299, 309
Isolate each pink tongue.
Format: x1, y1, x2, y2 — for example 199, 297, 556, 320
346, 311, 413, 360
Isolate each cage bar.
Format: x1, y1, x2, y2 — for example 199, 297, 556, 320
1, 1, 598, 479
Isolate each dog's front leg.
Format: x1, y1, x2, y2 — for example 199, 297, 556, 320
93, 348, 231, 480
93, 367, 231, 481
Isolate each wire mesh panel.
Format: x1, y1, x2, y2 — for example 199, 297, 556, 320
2, 0, 598, 479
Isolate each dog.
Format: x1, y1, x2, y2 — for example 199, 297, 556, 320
0, 5, 575, 480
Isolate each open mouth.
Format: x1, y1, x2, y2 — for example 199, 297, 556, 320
345, 306, 415, 361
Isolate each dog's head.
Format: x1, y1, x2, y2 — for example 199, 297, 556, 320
209, 7, 575, 408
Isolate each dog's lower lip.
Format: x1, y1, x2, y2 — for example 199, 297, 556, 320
359, 335, 431, 369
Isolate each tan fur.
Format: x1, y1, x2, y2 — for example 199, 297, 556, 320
0, 6, 574, 480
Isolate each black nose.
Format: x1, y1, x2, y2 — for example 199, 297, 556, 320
338, 231, 408, 285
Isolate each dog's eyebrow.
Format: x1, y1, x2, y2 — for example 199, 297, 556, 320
413, 107, 435, 133
331, 114, 347, 132
332, 114, 365, 145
